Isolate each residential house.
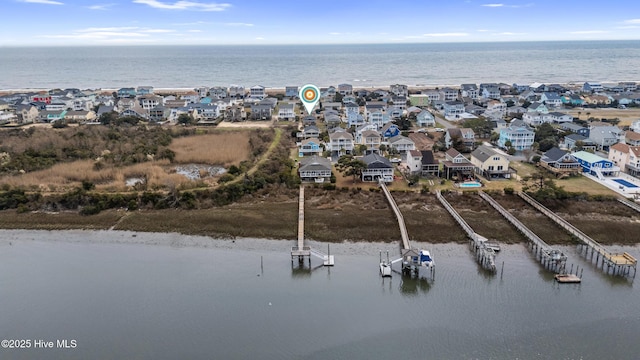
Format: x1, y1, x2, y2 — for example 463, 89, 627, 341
609, 143, 640, 177
362, 130, 381, 154
440, 87, 458, 101
511, 83, 529, 93
540, 92, 563, 108
0, 111, 17, 124
210, 87, 228, 99
29, 92, 52, 104
228, 85, 245, 98
64, 110, 96, 123
120, 107, 148, 120
572, 151, 618, 176
278, 103, 295, 121
225, 104, 245, 122
539, 147, 582, 176
421, 90, 441, 103
388, 106, 403, 119
380, 122, 400, 139
14, 104, 39, 124
249, 85, 266, 100
362, 153, 393, 182
445, 128, 475, 150
338, 83, 353, 95
39, 109, 67, 123
347, 112, 366, 128
583, 94, 612, 106
117, 88, 136, 98
548, 112, 573, 123
355, 123, 377, 143
420, 150, 440, 177
342, 95, 356, 104
388, 135, 415, 155
560, 123, 590, 137
299, 125, 320, 140
442, 148, 476, 180
193, 104, 220, 122
181, 91, 200, 104
461, 84, 479, 99
138, 95, 163, 110
329, 130, 354, 155
470, 145, 512, 179
298, 138, 323, 157
498, 119, 535, 151
250, 104, 272, 120
298, 155, 332, 183
481, 86, 501, 100
390, 84, 408, 97
149, 106, 171, 122
625, 131, 640, 146
406, 150, 423, 174
561, 94, 585, 106
136, 86, 154, 95
46, 101, 68, 112
325, 113, 342, 128
345, 102, 359, 117
564, 134, 597, 151
527, 102, 549, 113
619, 82, 637, 92
195, 86, 209, 98
522, 111, 551, 126
613, 93, 635, 106
589, 125, 624, 150
487, 100, 507, 117
416, 110, 435, 127
368, 109, 390, 129
582, 82, 603, 93
443, 101, 465, 120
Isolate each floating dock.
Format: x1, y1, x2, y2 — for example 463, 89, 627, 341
518, 192, 636, 278
554, 274, 582, 284
436, 190, 496, 272
379, 181, 433, 277
290, 186, 334, 266
478, 191, 567, 274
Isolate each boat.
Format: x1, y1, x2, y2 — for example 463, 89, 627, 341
380, 262, 392, 277
419, 250, 434, 268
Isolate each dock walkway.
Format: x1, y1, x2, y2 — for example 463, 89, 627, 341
518, 192, 636, 277
618, 198, 640, 214
478, 191, 566, 273
290, 186, 334, 266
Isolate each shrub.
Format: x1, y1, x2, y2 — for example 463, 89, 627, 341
504, 187, 515, 195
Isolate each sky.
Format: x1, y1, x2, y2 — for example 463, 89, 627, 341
2, 0, 640, 46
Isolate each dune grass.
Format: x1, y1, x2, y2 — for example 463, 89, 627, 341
170, 131, 250, 166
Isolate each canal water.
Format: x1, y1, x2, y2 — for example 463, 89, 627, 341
0, 230, 638, 359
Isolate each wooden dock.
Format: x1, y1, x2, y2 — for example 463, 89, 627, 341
618, 198, 640, 214
291, 186, 334, 266
518, 192, 636, 278
436, 191, 496, 272
554, 274, 582, 283
379, 181, 410, 251
478, 191, 567, 273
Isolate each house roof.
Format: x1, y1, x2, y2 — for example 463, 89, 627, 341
363, 153, 392, 168
329, 131, 353, 140
421, 150, 438, 165
388, 135, 414, 145
303, 125, 319, 132
362, 130, 380, 138
625, 131, 640, 141
445, 148, 462, 158
299, 155, 331, 172
381, 122, 398, 132
611, 143, 629, 154
561, 123, 585, 131
572, 151, 609, 164
301, 138, 320, 146
542, 147, 569, 162
447, 128, 462, 138
565, 133, 588, 141
471, 145, 500, 162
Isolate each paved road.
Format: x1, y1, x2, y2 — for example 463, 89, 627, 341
434, 115, 456, 129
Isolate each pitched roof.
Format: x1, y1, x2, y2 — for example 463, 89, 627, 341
471, 145, 500, 162
625, 131, 640, 141
362, 153, 392, 168
299, 155, 331, 172
541, 147, 569, 162
388, 135, 414, 145
445, 148, 462, 158
611, 143, 629, 154
420, 150, 438, 165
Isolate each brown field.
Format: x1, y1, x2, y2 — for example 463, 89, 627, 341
565, 108, 640, 127
170, 131, 250, 166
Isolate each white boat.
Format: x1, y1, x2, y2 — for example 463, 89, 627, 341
419, 250, 434, 268
380, 262, 392, 277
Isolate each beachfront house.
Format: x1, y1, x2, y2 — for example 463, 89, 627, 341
390, 84, 408, 97
572, 151, 619, 177
117, 88, 136, 98
539, 147, 582, 177
250, 103, 272, 120
470, 145, 512, 179
481, 86, 501, 100
298, 155, 332, 183
15, 104, 39, 124
609, 143, 640, 177
362, 153, 393, 183
338, 83, 353, 95
249, 85, 266, 100
285, 86, 298, 98
498, 119, 535, 151
461, 84, 479, 99
582, 82, 603, 93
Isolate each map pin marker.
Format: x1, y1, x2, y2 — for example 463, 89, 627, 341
299, 84, 320, 115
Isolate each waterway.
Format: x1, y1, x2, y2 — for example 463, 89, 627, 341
0, 230, 638, 359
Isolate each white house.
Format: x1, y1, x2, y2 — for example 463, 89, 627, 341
329, 130, 354, 155
416, 110, 436, 127
278, 103, 295, 121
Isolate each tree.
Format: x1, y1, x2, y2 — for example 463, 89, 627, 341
177, 113, 195, 125
336, 155, 367, 183
99, 111, 119, 125
378, 144, 387, 154
534, 123, 556, 142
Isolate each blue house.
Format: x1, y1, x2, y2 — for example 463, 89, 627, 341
561, 94, 585, 106
571, 151, 618, 176
298, 138, 322, 157
285, 86, 298, 98
117, 88, 137, 98
380, 122, 400, 139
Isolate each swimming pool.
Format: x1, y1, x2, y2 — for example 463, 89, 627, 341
460, 182, 482, 188
613, 179, 639, 188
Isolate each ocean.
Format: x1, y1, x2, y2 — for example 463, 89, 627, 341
2, 41, 640, 90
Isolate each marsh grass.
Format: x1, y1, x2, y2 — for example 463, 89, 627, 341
170, 131, 250, 166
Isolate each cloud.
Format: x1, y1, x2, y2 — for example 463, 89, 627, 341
481, 3, 533, 8
624, 19, 640, 24
133, 0, 231, 11
423, 32, 469, 37
18, 0, 63, 5
496, 32, 526, 35
87, 3, 115, 10
224, 22, 254, 27
41, 27, 176, 41
172, 21, 211, 26
569, 30, 609, 34
476, 29, 491, 32
617, 25, 640, 29
188, 29, 203, 32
